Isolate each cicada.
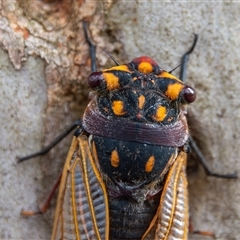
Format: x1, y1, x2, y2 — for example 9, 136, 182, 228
18, 24, 237, 240
49, 52, 197, 239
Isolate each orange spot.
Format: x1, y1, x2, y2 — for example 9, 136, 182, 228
111, 150, 120, 168
138, 62, 153, 73
145, 156, 155, 172
112, 100, 126, 116
102, 72, 120, 90
166, 83, 184, 100
104, 65, 130, 72
153, 106, 167, 122
158, 71, 180, 81
138, 95, 145, 109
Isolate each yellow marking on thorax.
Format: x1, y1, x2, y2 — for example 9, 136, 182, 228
166, 83, 184, 100
138, 95, 145, 109
138, 62, 153, 73
153, 106, 167, 122
159, 71, 180, 81
111, 150, 120, 168
145, 156, 155, 172
112, 100, 126, 116
102, 72, 120, 90
104, 65, 130, 72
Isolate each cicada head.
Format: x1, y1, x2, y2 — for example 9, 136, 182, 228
87, 56, 196, 125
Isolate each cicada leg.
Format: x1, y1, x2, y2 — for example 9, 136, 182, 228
17, 120, 82, 162
21, 174, 62, 216
179, 35, 237, 179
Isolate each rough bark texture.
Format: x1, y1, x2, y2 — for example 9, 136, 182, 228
0, 0, 113, 238
0, 0, 240, 239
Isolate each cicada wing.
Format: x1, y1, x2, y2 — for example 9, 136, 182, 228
155, 151, 188, 240
51, 135, 109, 240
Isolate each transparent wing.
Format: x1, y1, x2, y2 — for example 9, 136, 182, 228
51, 134, 109, 240
155, 151, 188, 240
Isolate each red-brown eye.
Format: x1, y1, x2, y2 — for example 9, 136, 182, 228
181, 85, 196, 103
88, 72, 104, 88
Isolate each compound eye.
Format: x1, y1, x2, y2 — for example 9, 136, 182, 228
88, 72, 104, 88
181, 85, 196, 103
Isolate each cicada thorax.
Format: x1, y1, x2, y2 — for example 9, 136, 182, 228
82, 56, 196, 239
